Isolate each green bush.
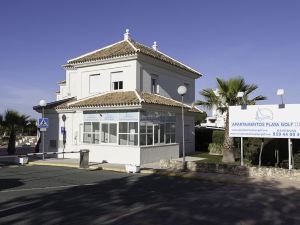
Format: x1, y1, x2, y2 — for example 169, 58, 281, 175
195, 127, 213, 151
212, 130, 224, 144
294, 153, 300, 169
208, 143, 223, 155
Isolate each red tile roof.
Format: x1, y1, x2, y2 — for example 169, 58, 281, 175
66, 39, 201, 76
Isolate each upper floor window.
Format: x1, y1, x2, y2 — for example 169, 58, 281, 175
151, 77, 159, 94
89, 74, 101, 93
113, 81, 123, 90
111, 71, 124, 91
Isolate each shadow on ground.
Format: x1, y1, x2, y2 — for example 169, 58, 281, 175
0, 179, 24, 191
0, 173, 300, 225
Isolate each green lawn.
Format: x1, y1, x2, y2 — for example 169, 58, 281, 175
190, 152, 223, 164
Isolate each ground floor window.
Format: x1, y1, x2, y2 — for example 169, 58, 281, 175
140, 122, 176, 146
83, 122, 100, 144
119, 122, 138, 146
81, 111, 176, 146
101, 123, 117, 144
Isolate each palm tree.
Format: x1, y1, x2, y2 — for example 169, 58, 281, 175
196, 77, 267, 163
25, 119, 37, 136
1, 110, 30, 155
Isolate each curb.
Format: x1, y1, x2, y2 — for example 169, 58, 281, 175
28, 162, 79, 168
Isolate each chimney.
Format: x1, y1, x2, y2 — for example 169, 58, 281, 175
124, 29, 131, 40
152, 41, 158, 51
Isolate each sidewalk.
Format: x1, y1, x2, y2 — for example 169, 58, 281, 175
26, 158, 300, 190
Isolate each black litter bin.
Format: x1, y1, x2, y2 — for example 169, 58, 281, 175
80, 149, 89, 168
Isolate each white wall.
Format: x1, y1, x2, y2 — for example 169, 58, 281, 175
138, 60, 196, 104
176, 113, 195, 155
140, 144, 179, 164
64, 60, 137, 100
40, 113, 60, 153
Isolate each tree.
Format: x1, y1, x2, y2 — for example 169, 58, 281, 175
1, 110, 30, 155
195, 111, 207, 125
196, 77, 266, 163
25, 119, 37, 136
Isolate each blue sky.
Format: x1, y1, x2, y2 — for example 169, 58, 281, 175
0, 0, 300, 117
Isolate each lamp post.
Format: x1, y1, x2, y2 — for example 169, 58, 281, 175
39, 99, 47, 160
62, 114, 67, 159
236, 92, 245, 166
177, 85, 187, 169
277, 89, 285, 109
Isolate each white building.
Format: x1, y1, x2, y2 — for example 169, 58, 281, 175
200, 89, 225, 129
34, 30, 202, 165
200, 106, 226, 129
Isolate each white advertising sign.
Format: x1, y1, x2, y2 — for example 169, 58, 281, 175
229, 104, 300, 139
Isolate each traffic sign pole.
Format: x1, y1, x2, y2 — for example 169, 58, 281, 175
42, 107, 45, 160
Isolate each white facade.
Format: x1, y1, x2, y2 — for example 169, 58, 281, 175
38, 30, 201, 165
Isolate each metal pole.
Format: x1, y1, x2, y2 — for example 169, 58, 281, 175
182, 95, 185, 169
42, 107, 45, 160
241, 137, 244, 166
288, 138, 292, 170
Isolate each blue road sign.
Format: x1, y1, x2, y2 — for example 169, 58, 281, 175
38, 118, 49, 129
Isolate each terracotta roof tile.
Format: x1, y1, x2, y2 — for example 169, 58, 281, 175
68, 41, 136, 64
33, 91, 201, 113
33, 97, 76, 111
70, 91, 140, 108
66, 39, 201, 76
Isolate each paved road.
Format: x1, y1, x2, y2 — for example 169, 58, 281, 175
1, 166, 300, 225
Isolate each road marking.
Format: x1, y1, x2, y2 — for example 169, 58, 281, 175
0, 183, 96, 193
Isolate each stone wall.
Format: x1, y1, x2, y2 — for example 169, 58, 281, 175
160, 159, 300, 180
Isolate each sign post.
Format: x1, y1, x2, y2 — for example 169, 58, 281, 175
241, 137, 244, 166
288, 138, 293, 170
229, 104, 300, 170
38, 116, 49, 160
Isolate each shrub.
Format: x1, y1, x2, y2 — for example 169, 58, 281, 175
212, 130, 224, 144
195, 127, 213, 151
294, 153, 300, 169
208, 143, 223, 155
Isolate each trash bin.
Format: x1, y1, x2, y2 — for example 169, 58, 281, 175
79, 149, 89, 168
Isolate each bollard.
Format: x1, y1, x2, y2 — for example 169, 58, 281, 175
79, 149, 89, 169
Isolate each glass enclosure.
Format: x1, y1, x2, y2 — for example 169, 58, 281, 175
81, 110, 176, 146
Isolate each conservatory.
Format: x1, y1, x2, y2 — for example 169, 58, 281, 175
77, 110, 179, 165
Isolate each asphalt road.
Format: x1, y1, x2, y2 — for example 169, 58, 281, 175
1, 166, 300, 225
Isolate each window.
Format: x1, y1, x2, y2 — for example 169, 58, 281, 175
119, 122, 138, 146
89, 74, 101, 93
83, 122, 100, 144
140, 122, 153, 146
112, 81, 123, 90
101, 123, 117, 144
151, 77, 158, 94
165, 123, 176, 144
140, 111, 176, 146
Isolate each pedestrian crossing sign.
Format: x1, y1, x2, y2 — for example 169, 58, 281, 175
38, 118, 49, 129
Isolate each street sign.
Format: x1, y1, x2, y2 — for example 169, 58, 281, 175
61, 127, 66, 134
38, 118, 49, 129
229, 104, 300, 139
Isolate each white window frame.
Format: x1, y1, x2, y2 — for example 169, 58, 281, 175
112, 81, 123, 91
151, 76, 159, 94
100, 122, 118, 144
118, 122, 139, 146
89, 74, 101, 93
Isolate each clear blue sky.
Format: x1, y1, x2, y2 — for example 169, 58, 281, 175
1, 0, 300, 117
